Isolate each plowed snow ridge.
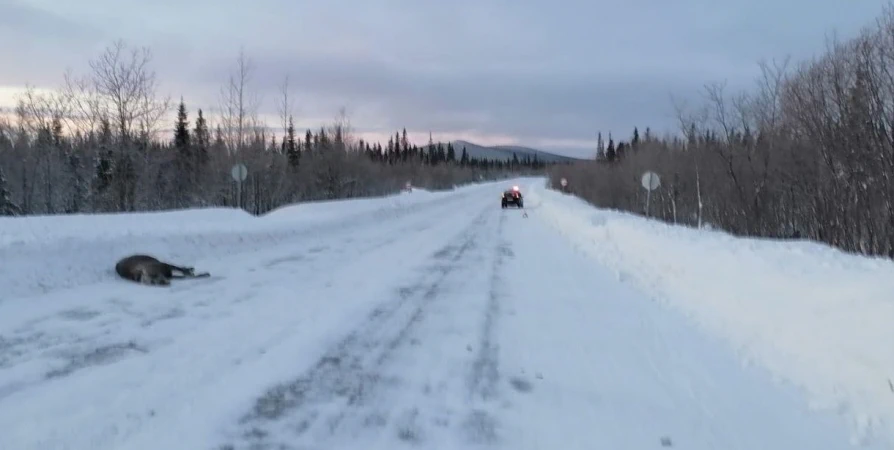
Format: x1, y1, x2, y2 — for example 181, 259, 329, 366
527, 179, 894, 446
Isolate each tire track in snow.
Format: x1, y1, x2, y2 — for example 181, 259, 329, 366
349, 208, 514, 448
463, 210, 512, 445
219, 207, 495, 450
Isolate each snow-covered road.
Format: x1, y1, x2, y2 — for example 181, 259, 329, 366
0, 179, 886, 449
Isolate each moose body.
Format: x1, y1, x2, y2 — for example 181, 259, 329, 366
115, 254, 204, 286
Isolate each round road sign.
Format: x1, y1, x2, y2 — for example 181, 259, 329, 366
231, 163, 248, 182
641, 171, 660, 191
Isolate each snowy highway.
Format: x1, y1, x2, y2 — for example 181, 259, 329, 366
0, 178, 889, 449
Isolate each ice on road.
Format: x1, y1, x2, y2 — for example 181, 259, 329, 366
0, 178, 885, 449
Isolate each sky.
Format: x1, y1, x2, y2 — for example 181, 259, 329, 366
0, 0, 887, 157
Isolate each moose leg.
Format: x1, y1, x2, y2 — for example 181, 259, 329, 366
137, 268, 155, 285
164, 263, 196, 278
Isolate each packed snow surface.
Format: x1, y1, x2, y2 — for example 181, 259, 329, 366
0, 177, 890, 449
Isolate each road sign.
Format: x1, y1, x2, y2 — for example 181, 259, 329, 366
231, 163, 248, 209
641, 171, 660, 191
231, 164, 248, 182
560, 178, 568, 187
641, 171, 660, 218
231, 163, 248, 182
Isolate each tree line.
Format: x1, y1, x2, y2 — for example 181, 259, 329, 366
550, 4, 894, 259
0, 42, 550, 217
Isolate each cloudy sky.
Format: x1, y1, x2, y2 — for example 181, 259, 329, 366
0, 0, 885, 157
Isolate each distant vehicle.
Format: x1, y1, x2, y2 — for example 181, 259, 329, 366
502, 186, 524, 208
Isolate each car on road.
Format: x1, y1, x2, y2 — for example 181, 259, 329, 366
502, 186, 524, 208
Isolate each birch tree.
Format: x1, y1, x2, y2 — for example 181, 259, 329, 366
218, 48, 261, 156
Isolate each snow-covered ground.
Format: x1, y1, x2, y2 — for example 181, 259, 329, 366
0, 177, 890, 449
0, 186, 449, 299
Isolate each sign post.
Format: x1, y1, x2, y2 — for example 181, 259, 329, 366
231, 163, 248, 208
560, 177, 568, 192
640, 171, 660, 217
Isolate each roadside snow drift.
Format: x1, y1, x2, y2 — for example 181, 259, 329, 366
1, 187, 440, 249
0, 186, 460, 300
526, 180, 894, 446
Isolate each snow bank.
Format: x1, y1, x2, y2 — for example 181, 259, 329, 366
526, 180, 894, 447
0, 183, 486, 300
0, 188, 449, 249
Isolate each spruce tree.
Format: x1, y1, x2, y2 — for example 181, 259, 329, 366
65, 149, 86, 213
387, 136, 395, 164
435, 143, 446, 164
173, 98, 192, 201
286, 115, 299, 168
605, 135, 616, 162
0, 165, 21, 216
93, 117, 114, 197
174, 98, 190, 152
193, 109, 209, 166
318, 127, 328, 148
213, 125, 226, 152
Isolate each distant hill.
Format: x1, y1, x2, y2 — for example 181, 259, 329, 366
427, 140, 583, 163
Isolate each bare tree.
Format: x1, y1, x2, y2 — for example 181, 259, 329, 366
218, 48, 261, 156
61, 69, 104, 135
14, 85, 71, 136
72, 39, 171, 142
277, 74, 295, 144
330, 106, 355, 150
550, 6, 894, 258
10, 86, 77, 214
